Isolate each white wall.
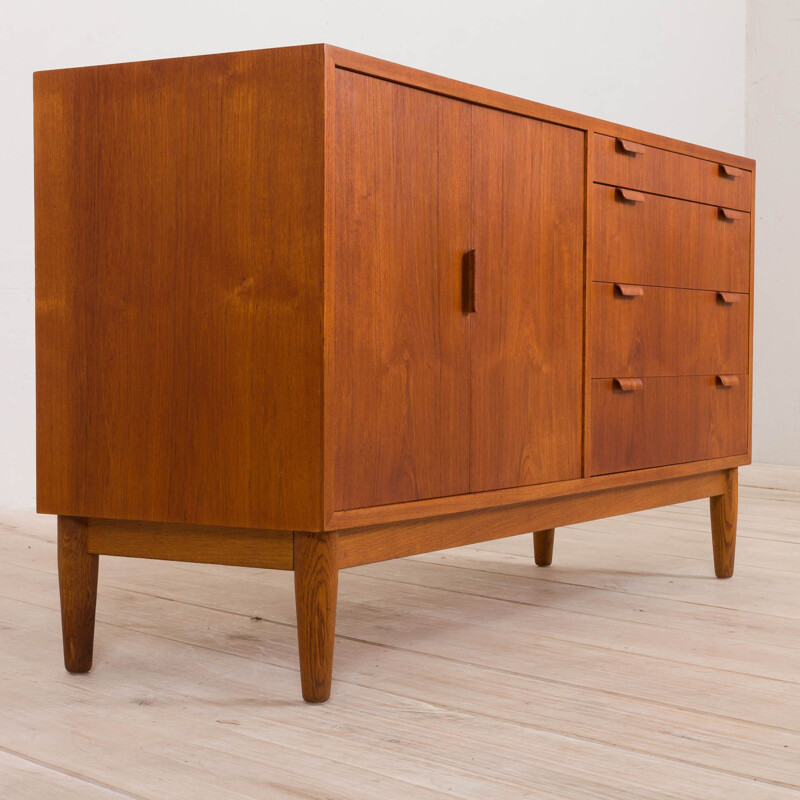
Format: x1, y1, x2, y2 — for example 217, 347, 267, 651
1, 0, 747, 508
747, 0, 800, 466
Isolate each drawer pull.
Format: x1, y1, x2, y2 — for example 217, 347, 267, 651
717, 291, 742, 305
719, 163, 744, 179
719, 207, 744, 221
462, 249, 476, 313
616, 138, 645, 156
616, 187, 645, 204
613, 377, 643, 392
716, 374, 740, 388
614, 283, 644, 297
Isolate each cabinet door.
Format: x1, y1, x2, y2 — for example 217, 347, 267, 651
332, 71, 471, 510
470, 109, 584, 492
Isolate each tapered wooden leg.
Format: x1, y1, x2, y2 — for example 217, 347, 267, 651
57, 516, 99, 673
533, 528, 555, 567
710, 468, 738, 579
294, 531, 338, 703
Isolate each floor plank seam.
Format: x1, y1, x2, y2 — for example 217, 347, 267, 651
0, 743, 148, 800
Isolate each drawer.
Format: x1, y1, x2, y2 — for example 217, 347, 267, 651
590, 375, 748, 475
591, 183, 750, 292
593, 133, 752, 210
591, 282, 749, 377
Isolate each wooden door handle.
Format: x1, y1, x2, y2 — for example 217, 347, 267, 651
719, 164, 743, 179
462, 249, 476, 313
716, 375, 740, 388
616, 138, 645, 156
613, 377, 643, 392
718, 207, 744, 221
614, 283, 644, 297
616, 187, 645, 204
717, 291, 742, 305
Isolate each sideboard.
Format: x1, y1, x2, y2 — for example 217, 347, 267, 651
34, 44, 754, 702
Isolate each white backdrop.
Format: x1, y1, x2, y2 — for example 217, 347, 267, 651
0, 0, 753, 508
747, 0, 800, 469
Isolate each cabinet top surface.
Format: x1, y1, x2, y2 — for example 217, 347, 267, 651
35, 42, 754, 171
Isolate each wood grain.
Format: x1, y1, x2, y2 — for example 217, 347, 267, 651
326, 47, 755, 172
327, 454, 749, 529
590, 376, 748, 475
591, 282, 749, 377
337, 471, 726, 568
593, 133, 752, 210
591, 183, 750, 293
86, 519, 293, 569
331, 69, 471, 510
470, 107, 583, 492
294, 531, 339, 702
533, 529, 555, 567
57, 516, 98, 673
710, 467, 738, 578
35, 45, 326, 531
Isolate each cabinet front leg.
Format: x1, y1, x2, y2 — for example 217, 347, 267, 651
294, 531, 338, 703
533, 529, 555, 567
57, 516, 99, 673
710, 468, 738, 579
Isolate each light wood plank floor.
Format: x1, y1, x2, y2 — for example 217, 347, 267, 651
1, 464, 798, 799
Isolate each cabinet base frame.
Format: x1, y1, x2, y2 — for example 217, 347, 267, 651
61, 468, 737, 702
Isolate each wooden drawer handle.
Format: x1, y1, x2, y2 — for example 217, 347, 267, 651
717, 291, 742, 305
616, 187, 645, 204
716, 375, 740, 388
719, 207, 744, 221
616, 138, 645, 156
613, 377, 643, 392
462, 249, 476, 313
614, 283, 644, 297
719, 164, 743, 179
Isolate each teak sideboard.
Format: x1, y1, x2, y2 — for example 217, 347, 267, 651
34, 44, 754, 702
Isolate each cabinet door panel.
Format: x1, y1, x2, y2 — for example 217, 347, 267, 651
332, 71, 471, 510
470, 110, 584, 491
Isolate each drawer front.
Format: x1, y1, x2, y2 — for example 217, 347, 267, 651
591, 282, 749, 377
592, 184, 750, 292
590, 375, 748, 475
593, 133, 752, 210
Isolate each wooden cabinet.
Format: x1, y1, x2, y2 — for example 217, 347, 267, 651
35, 45, 754, 702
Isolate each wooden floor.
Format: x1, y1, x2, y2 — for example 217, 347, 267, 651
1, 464, 799, 799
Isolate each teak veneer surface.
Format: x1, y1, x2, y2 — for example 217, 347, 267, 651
591, 376, 748, 476
592, 133, 752, 210
591, 183, 750, 293
35, 46, 325, 532
469, 107, 583, 493
591, 282, 749, 378
332, 71, 471, 510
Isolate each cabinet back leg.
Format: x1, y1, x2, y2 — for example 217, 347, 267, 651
294, 531, 338, 703
710, 468, 738, 579
533, 529, 555, 566
57, 516, 99, 672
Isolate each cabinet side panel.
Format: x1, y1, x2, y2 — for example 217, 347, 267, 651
35, 46, 324, 530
